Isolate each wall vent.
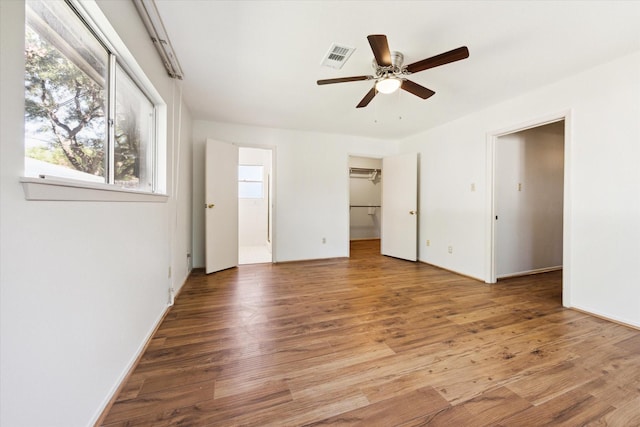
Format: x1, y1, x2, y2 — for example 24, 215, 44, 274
321, 43, 355, 69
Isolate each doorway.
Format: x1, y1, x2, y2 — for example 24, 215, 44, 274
238, 147, 273, 265
348, 153, 419, 261
349, 156, 382, 243
488, 115, 569, 302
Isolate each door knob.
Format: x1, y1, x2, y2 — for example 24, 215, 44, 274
409, 210, 416, 215
206, 203, 215, 209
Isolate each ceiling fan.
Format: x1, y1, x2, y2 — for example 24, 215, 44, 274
317, 34, 469, 108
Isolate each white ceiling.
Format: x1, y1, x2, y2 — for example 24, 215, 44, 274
154, 0, 640, 140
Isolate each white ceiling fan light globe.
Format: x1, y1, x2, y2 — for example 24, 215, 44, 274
375, 77, 402, 94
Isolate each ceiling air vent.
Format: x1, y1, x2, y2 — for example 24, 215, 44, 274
321, 43, 355, 69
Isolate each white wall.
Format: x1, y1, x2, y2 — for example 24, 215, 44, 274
170, 86, 194, 291
496, 122, 564, 277
192, 121, 397, 266
239, 147, 271, 247
400, 51, 640, 327
0, 1, 193, 426
349, 156, 382, 240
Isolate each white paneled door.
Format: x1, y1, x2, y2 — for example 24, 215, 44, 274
205, 139, 239, 274
381, 152, 418, 261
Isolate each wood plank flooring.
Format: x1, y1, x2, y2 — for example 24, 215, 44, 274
100, 240, 640, 426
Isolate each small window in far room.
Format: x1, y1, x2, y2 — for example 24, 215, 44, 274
238, 165, 264, 199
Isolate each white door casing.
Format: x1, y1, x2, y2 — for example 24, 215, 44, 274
205, 139, 239, 274
381, 152, 418, 261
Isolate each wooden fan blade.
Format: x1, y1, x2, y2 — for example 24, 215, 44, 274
401, 80, 435, 99
406, 46, 469, 74
317, 76, 372, 85
367, 34, 392, 67
356, 87, 377, 108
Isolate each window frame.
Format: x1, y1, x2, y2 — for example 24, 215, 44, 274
238, 164, 264, 199
21, 0, 167, 202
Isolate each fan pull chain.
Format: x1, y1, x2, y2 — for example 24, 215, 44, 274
373, 91, 379, 124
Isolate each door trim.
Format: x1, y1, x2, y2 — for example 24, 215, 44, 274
485, 110, 572, 308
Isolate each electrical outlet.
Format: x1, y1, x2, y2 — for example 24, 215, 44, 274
471, 183, 476, 192
518, 183, 522, 191
426, 239, 430, 246
322, 237, 326, 244
448, 246, 453, 254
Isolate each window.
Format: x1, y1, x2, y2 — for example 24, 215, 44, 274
24, 0, 158, 192
238, 165, 264, 199
114, 63, 155, 189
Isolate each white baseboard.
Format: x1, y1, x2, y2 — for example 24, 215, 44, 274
497, 265, 562, 279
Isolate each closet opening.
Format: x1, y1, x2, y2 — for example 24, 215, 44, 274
349, 156, 382, 255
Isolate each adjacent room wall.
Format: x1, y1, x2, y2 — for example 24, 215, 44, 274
496, 121, 564, 277
192, 121, 398, 266
0, 1, 193, 426
400, 50, 640, 327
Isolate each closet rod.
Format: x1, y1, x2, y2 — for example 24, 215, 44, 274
349, 167, 381, 173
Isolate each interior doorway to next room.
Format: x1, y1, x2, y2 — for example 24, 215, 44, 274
493, 119, 565, 280
238, 147, 273, 264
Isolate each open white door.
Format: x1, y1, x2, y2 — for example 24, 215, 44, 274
205, 139, 239, 274
381, 152, 418, 261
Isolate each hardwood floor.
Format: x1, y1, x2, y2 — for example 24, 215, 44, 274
100, 240, 640, 426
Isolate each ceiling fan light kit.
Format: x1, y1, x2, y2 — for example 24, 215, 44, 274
375, 77, 401, 94
317, 34, 469, 108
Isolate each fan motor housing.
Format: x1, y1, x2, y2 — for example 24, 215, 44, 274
390, 51, 404, 68
373, 51, 405, 76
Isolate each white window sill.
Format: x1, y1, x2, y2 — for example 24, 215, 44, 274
20, 177, 168, 202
